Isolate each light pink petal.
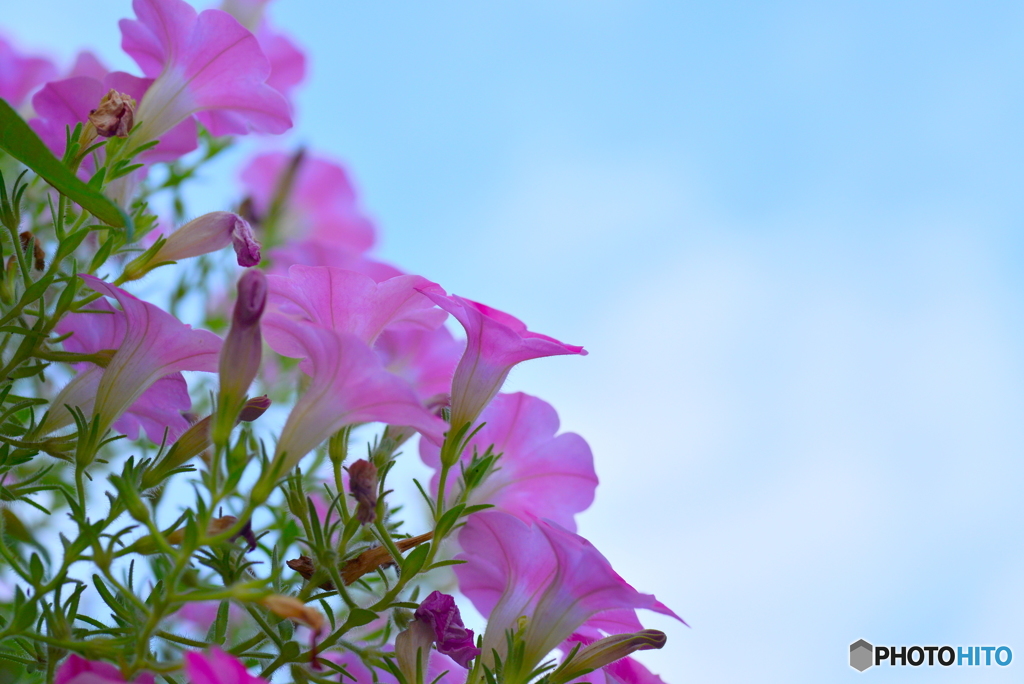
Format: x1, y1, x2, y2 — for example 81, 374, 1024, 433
184, 648, 268, 684
112, 373, 191, 443
274, 321, 447, 469
421, 392, 597, 530
0, 35, 58, 107
375, 326, 463, 404
56, 298, 126, 357
30, 76, 105, 156
67, 51, 108, 80
54, 654, 155, 684
268, 240, 400, 282
257, 24, 306, 98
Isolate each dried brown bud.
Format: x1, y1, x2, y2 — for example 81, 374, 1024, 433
286, 555, 335, 590
347, 459, 378, 525
88, 89, 136, 138
261, 595, 325, 632
19, 231, 44, 271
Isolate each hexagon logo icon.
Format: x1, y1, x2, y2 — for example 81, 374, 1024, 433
850, 639, 874, 672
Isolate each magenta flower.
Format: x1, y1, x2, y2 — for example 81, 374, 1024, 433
119, 0, 291, 146
418, 288, 587, 432
271, 320, 447, 471
44, 276, 222, 438
31, 73, 197, 162
42, 298, 192, 443
55, 655, 154, 684
420, 392, 597, 531
0, 34, 57, 109
455, 511, 681, 670
375, 325, 463, 405
184, 648, 268, 684
240, 151, 375, 254
263, 266, 446, 359
150, 211, 260, 268
414, 591, 480, 668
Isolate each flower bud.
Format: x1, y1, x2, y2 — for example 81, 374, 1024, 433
261, 595, 325, 633
152, 212, 261, 268
88, 89, 136, 138
19, 231, 44, 271
347, 459, 378, 524
239, 394, 272, 422
412, 591, 480, 668
216, 270, 267, 436
550, 630, 667, 684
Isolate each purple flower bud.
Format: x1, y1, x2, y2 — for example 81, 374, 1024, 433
154, 212, 261, 267
239, 395, 272, 422
219, 270, 267, 406
347, 459, 378, 524
414, 591, 480, 668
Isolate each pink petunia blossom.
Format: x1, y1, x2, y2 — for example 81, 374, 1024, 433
420, 392, 597, 530
43, 276, 222, 439
418, 288, 587, 433
0, 34, 57, 109
271, 320, 448, 471
43, 298, 191, 443
375, 325, 463, 406
183, 648, 268, 684
455, 511, 681, 671
263, 266, 446, 359
54, 655, 155, 684
239, 151, 375, 255
119, 0, 291, 146
219, 0, 306, 101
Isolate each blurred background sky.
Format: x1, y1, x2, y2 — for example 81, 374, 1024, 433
7, 1, 1024, 681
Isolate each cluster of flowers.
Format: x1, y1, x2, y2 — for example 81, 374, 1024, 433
0, 1, 680, 683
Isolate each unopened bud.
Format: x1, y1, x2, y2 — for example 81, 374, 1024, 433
550, 630, 667, 684
152, 212, 261, 268
261, 595, 325, 633
239, 395, 271, 422
88, 89, 136, 138
19, 231, 44, 271
347, 459, 378, 525
216, 270, 267, 438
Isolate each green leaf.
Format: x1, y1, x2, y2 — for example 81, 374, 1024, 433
400, 541, 430, 579
0, 98, 127, 228
341, 608, 378, 631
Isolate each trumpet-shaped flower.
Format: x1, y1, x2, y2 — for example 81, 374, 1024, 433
184, 648, 269, 684
47, 276, 222, 438
418, 288, 587, 432
272, 319, 447, 471
55, 655, 155, 684
455, 511, 680, 671
0, 34, 57, 109
240, 151, 375, 254
44, 298, 192, 443
119, 0, 291, 147
264, 266, 445, 359
420, 392, 597, 531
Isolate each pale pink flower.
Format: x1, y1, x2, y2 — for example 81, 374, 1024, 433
420, 392, 597, 530
263, 266, 445, 359
43, 298, 191, 443
240, 151, 375, 254
151, 212, 260, 268
183, 648, 268, 684
455, 511, 680, 670
31, 73, 197, 162
119, 0, 291, 146
272, 320, 447, 470
219, 0, 306, 101
44, 276, 222, 438
0, 34, 57, 108
375, 325, 463, 405
418, 288, 587, 432
55, 655, 154, 684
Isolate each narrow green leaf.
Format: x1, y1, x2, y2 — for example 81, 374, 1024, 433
0, 98, 127, 228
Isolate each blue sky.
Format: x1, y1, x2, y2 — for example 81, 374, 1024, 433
7, 1, 1024, 680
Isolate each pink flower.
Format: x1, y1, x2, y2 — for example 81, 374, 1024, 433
119, 0, 291, 146
414, 591, 480, 668
183, 648, 268, 684
31, 73, 197, 162
240, 151, 375, 254
55, 655, 154, 684
418, 288, 587, 432
219, 269, 267, 406
219, 0, 306, 101
42, 298, 192, 443
151, 212, 260, 267
0, 34, 57, 108
420, 392, 597, 531
263, 266, 446, 359
268, 239, 402, 282
455, 511, 681, 671
375, 325, 463, 405
44, 276, 222, 438
271, 320, 447, 471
